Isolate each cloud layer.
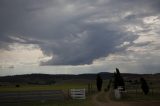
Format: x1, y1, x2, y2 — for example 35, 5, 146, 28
0, 0, 160, 74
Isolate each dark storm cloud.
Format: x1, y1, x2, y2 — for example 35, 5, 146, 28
0, 0, 160, 65
40, 23, 137, 65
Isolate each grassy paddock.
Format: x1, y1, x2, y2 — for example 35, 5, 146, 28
1, 97, 93, 106
0, 79, 110, 92
0, 81, 91, 92
0, 80, 96, 106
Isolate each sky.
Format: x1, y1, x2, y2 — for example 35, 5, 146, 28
0, 0, 160, 76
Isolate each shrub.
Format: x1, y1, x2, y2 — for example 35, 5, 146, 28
15, 84, 20, 87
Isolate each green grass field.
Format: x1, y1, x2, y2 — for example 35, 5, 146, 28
0, 80, 95, 92
0, 80, 96, 106
0, 79, 111, 106
1, 97, 93, 106
1, 78, 160, 106
0, 79, 110, 92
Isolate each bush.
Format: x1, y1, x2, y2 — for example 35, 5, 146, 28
15, 84, 20, 87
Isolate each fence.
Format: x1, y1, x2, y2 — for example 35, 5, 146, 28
0, 90, 65, 103
70, 88, 86, 99
126, 83, 160, 95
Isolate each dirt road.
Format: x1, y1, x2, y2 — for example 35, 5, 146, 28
91, 91, 160, 106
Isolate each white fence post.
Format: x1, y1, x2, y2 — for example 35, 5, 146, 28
114, 86, 127, 99
114, 89, 121, 99
70, 88, 86, 99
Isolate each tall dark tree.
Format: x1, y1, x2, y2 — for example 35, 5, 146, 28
113, 72, 118, 89
113, 68, 125, 90
96, 74, 103, 91
140, 77, 149, 95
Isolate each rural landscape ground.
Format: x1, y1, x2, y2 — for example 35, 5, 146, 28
0, 73, 160, 106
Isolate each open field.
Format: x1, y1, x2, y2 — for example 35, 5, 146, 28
0, 79, 110, 92
0, 80, 96, 106
1, 98, 93, 106
0, 83, 87, 92
1, 76, 160, 106
0, 79, 95, 92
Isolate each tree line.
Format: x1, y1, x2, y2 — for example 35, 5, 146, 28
96, 68, 150, 95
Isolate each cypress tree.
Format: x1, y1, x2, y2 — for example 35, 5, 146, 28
113, 72, 118, 89
140, 77, 149, 95
96, 74, 103, 91
114, 68, 125, 90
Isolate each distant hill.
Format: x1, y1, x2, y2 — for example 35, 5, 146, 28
0, 72, 159, 85
0, 73, 109, 84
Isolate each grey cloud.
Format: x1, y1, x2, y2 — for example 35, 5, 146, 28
0, 0, 160, 65
41, 23, 137, 65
